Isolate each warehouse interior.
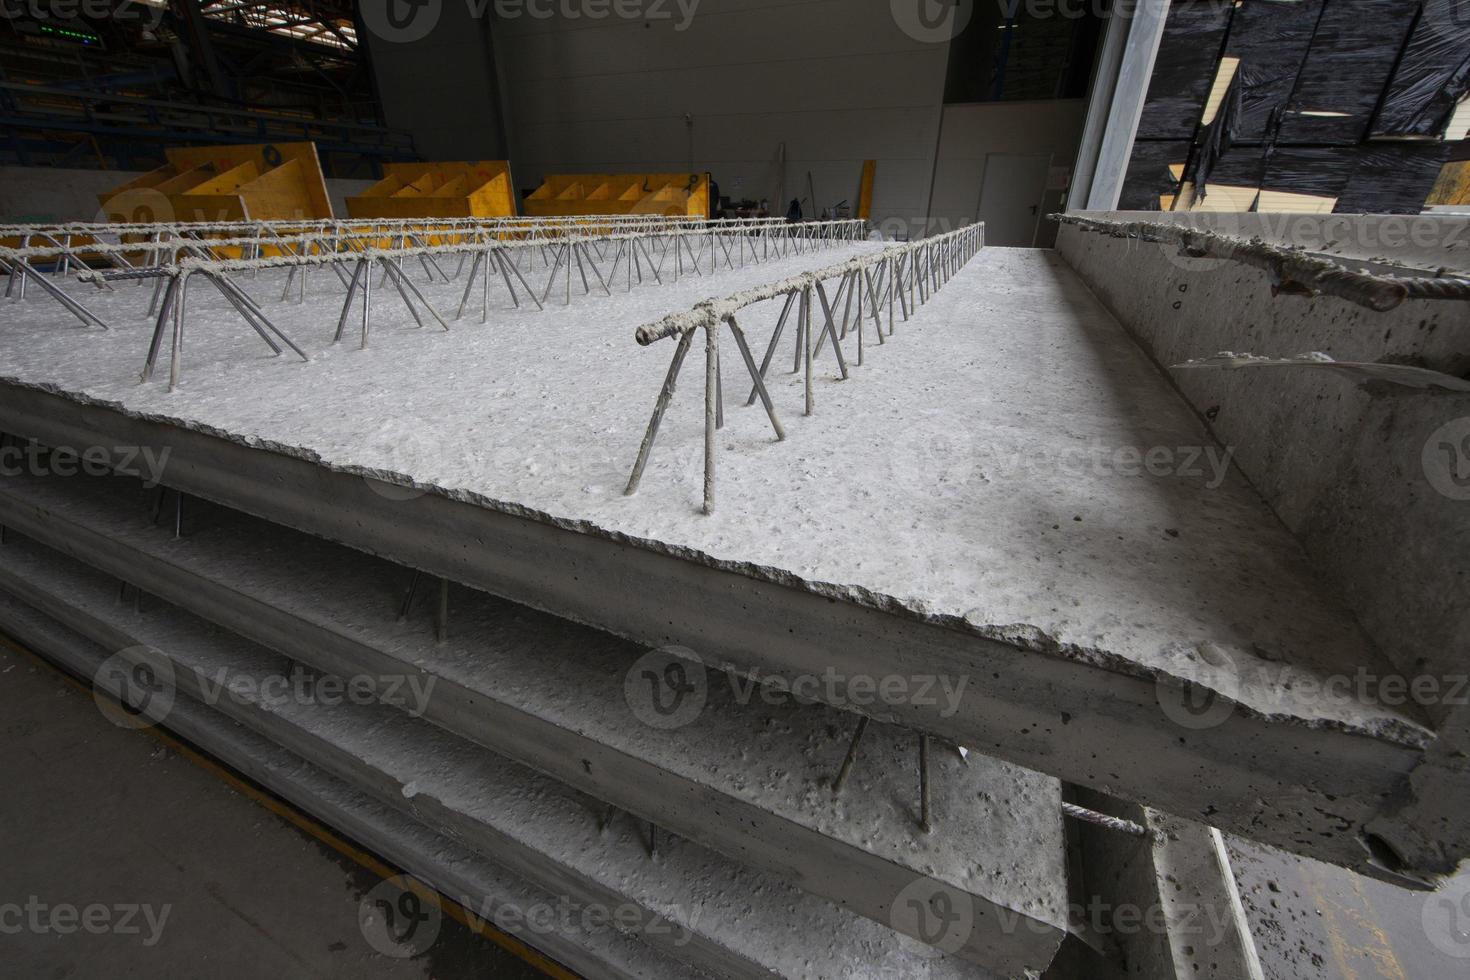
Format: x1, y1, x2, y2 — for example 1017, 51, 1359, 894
0, 1, 1468, 978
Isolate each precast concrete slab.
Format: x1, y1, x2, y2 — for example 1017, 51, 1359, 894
0, 594, 697, 980
1055, 214, 1470, 881
0, 249, 1443, 878
0, 536, 1030, 979
0, 466, 1069, 971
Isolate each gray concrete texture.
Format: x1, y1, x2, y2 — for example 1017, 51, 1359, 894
0, 539, 1025, 978
0, 241, 1455, 883
0, 466, 1069, 974
1056, 212, 1470, 882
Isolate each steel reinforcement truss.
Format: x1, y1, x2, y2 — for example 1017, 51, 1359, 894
625, 223, 985, 513
0, 216, 868, 389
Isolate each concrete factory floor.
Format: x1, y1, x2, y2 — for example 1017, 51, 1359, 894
0, 640, 552, 980
3, 631, 1467, 980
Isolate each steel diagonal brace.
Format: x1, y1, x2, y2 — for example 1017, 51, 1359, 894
810, 278, 850, 379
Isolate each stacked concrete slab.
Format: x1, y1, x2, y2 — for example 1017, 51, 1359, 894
0, 467, 1070, 976
1056, 211, 1470, 883
6, 213, 1441, 974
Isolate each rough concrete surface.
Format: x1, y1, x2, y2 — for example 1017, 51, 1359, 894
0, 536, 1030, 978
0, 596, 691, 980
0, 466, 1069, 970
0, 245, 1448, 878
1057, 216, 1470, 878
0, 249, 1407, 724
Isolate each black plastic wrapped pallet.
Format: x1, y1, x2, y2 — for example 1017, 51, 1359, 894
1222, 0, 1326, 142
1135, 0, 1235, 140
1372, 0, 1470, 137
1186, 70, 1245, 201
1335, 142, 1457, 212
1261, 146, 1355, 202
1198, 142, 1266, 195
1120, 140, 1192, 211
1277, 0, 1421, 145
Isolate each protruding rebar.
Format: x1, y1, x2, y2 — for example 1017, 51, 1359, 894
832, 716, 868, 793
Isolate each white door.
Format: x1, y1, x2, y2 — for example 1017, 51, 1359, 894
976, 153, 1052, 247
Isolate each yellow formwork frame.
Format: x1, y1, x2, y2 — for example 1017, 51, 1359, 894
99, 142, 333, 224
96, 142, 333, 257
346, 161, 517, 223
524, 172, 710, 218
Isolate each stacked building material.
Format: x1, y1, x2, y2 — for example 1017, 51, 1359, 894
525, 172, 712, 218
0, 215, 1311, 976
345, 161, 517, 221
97, 142, 334, 224
1123, 0, 1470, 213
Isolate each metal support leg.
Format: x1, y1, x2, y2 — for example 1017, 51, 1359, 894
703, 323, 718, 515
833, 716, 868, 793
435, 577, 448, 644
919, 733, 932, 833
397, 570, 422, 622
624, 330, 695, 496
746, 290, 796, 407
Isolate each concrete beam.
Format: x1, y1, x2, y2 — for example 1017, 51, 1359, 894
0, 543, 1020, 979
0, 383, 1444, 883
0, 471, 1068, 975
1057, 216, 1470, 878
0, 594, 689, 980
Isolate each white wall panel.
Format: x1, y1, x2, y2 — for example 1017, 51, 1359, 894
495, 0, 950, 225
928, 100, 1089, 241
